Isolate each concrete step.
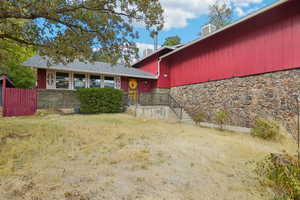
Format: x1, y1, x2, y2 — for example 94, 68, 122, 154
181, 120, 195, 125
182, 115, 191, 119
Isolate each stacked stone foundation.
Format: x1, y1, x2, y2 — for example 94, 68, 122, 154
170, 69, 300, 137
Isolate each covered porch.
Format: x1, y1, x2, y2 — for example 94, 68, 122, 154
21, 55, 158, 109
22, 55, 158, 93
0, 75, 15, 108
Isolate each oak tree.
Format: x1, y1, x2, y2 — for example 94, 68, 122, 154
0, 0, 164, 65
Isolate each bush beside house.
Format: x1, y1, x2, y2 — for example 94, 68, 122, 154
77, 88, 124, 114
255, 153, 300, 200
251, 118, 281, 140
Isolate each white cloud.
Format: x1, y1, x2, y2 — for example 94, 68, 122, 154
161, 0, 213, 30
160, 0, 265, 30
233, 0, 263, 7
235, 5, 263, 17
235, 7, 246, 17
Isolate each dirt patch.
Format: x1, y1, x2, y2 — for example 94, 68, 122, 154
0, 114, 297, 200
0, 133, 32, 145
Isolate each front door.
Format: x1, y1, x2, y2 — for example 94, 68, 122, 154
128, 79, 138, 104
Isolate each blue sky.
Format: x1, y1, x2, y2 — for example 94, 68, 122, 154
135, 0, 278, 54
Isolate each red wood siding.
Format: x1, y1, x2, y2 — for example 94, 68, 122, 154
121, 77, 129, 92
157, 59, 170, 88
121, 76, 155, 93
135, 56, 158, 75
37, 69, 46, 89
4, 88, 37, 117
162, 0, 300, 88
138, 79, 155, 93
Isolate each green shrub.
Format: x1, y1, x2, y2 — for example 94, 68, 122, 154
251, 118, 280, 140
77, 88, 124, 114
193, 112, 205, 125
255, 153, 300, 200
215, 110, 230, 130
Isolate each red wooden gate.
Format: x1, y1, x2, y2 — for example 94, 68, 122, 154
3, 88, 37, 117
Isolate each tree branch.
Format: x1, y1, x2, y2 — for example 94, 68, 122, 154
0, 34, 48, 47
0, 6, 143, 21
55, 4, 140, 19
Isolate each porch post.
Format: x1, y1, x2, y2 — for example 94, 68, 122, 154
2, 76, 6, 116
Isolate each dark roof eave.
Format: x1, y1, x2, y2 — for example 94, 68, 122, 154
22, 55, 157, 80
36, 66, 158, 79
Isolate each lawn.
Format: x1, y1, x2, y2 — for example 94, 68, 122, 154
0, 114, 297, 200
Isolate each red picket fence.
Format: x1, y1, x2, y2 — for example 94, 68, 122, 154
3, 88, 37, 117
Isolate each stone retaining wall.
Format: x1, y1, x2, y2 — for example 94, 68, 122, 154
170, 69, 300, 136
37, 89, 80, 109
127, 105, 178, 122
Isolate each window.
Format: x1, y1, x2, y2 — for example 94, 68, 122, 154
90, 75, 102, 88
73, 74, 86, 89
56, 72, 69, 89
104, 77, 115, 88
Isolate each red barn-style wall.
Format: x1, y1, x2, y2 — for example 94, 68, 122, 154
156, 59, 170, 88
133, 47, 175, 76
160, 0, 300, 88
136, 56, 158, 76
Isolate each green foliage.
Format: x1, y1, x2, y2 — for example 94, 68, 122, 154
251, 118, 280, 140
0, 36, 36, 88
193, 112, 205, 125
7, 65, 36, 88
77, 88, 124, 114
92, 49, 120, 64
215, 110, 230, 130
255, 153, 300, 200
163, 36, 181, 46
0, 0, 164, 65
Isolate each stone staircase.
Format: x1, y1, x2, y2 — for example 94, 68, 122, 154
167, 94, 194, 124
131, 91, 195, 124
180, 109, 194, 124
170, 106, 194, 124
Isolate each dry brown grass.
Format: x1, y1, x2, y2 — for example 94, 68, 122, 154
0, 114, 297, 200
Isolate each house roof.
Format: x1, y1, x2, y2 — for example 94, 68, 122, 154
0, 75, 15, 87
132, 45, 182, 67
22, 55, 157, 80
160, 0, 289, 60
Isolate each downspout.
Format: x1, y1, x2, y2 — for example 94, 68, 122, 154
157, 58, 162, 79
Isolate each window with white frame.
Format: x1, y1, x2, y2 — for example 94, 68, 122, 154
46, 71, 55, 89
56, 72, 70, 89
104, 76, 115, 88
89, 75, 102, 88
73, 74, 87, 89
